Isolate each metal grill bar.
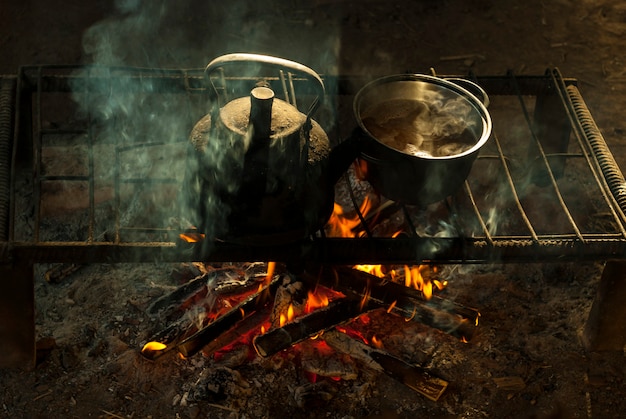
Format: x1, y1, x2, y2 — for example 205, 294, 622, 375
462, 181, 494, 245
551, 70, 626, 235
509, 71, 585, 243
5, 65, 626, 266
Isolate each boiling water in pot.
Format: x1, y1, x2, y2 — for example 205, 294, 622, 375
361, 97, 477, 158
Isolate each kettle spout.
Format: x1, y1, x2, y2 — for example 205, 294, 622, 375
249, 86, 275, 141
240, 86, 275, 196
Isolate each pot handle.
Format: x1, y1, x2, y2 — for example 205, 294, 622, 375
445, 78, 490, 108
204, 53, 326, 117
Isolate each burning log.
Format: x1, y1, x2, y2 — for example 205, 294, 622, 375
253, 298, 373, 357
198, 305, 272, 360
141, 308, 207, 360
311, 266, 479, 340
323, 329, 448, 402
269, 275, 307, 329
141, 264, 278, 360
147, 271, 210, 317
147, 265, 268, 318
176, 273, 282, 358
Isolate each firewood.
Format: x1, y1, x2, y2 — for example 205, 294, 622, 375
148, 265, 267, 318
176, 273, 282, 358
253, 298, 374, 357
199, 305, 271, 359
140, 307, 207, 360
309, 266, 479, 340
142, 266, 280, 360
269, 275, 307, 329
323, 329, 448, 402
147, 272, 211, 317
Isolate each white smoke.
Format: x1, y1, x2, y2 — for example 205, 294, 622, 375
70, 0, 342, 243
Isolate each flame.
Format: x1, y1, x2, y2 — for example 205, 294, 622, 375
371, 335, 383, 349
305, 290, 330, 313
141, 341, 167, 353
354, 159, 368, 181
359, 284, 371, 312
257, 261, 276, 296
278, 303, 295, 328
354, 264, 386, 277
402, 265, 447, 300
265, 261, 275, 283
326, 196, 373, 238
179, 232, 205, 243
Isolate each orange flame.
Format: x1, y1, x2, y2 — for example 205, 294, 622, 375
354, 264, 386, 277
179, 232, 205, 243
279, 303, 295, 327
305, 290, 330, 314
141, 341, 167, 353
371, 335, 383, 349
326, 200, 449, 301
258, 262, 276, 294
326, 196, 373, 238
402, 265, 447, 300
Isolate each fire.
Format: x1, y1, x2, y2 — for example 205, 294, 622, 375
178, 231, 205, 243
305, 290, 330, 313
371, 335, 383, 349
327, 199, 447, 300
403, 265, 447, 300
141, 341, 167, 353
326, 195, 373, 238
257, 261, 276, 295
354, 264, 386, 277
279, 304, 295, 327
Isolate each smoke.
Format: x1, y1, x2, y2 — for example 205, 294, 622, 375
361, 91, 478, 158
70, 1, 212, 239
70, 1, 341, 243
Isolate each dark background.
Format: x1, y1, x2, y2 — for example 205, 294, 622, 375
3, 0, 625, 166
2, 1, 626, 418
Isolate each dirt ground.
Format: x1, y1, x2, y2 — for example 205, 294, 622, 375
1, 0, 626, 418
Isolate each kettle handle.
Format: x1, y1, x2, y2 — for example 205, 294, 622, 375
204, 53, 325, 117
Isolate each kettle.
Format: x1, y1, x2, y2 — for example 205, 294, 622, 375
185, 53, 353, 245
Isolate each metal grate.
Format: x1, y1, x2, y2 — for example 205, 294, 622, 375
4, 65, 626, 266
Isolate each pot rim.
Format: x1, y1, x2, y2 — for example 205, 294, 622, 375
353, 73, 492, 160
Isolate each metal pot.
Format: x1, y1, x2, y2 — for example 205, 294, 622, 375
354, 74, 492, 206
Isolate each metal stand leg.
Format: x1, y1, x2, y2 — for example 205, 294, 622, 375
582, 260, 626, 351
0, 262, 35, 368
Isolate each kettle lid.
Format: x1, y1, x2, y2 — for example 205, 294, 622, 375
220, 89, 306, 139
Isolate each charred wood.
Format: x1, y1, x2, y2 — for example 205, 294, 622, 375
141, 306, 207, 361
270, 276, 307, 329
199, 305, 271, 359
176, 273, 282, 358
253, 297, 374, 357
309, 266, 479, 340
323, 329, 448, 402
147, 265, 268, 319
